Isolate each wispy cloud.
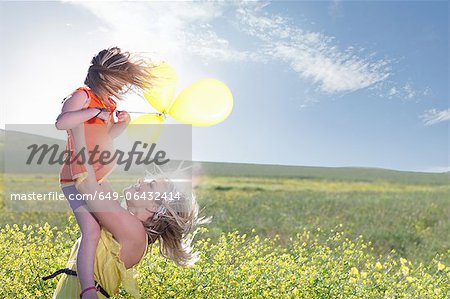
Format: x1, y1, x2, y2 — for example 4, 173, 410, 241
420, 108, 450, 126
236, 3, 391, 94
387, 82, 420, 101
183, 23, 263, 62
69, 1, 422, 104
67, 1, 256, 63
368, 78, 433, 104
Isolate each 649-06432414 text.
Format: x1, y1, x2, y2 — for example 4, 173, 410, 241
9, 191, 182, 202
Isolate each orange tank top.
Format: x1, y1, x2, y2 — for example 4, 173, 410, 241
59, 87, 118, 188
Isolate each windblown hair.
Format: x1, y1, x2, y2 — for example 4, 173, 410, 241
84, 46, 154, 102
142, 180, 212, 266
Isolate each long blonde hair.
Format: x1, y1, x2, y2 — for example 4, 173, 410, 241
84, 46, 154, 102
142, 182, 212, 266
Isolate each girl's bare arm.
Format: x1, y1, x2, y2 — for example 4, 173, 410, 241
55, 91, 109, 130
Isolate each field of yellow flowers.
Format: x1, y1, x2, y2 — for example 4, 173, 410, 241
0, 173, 449, 298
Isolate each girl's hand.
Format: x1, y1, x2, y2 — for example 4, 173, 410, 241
95, 109, 112, 122
108, 111, 131, 138
115, 110, 131, 124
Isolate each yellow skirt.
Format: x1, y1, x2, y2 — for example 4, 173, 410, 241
49, 228, 147, 298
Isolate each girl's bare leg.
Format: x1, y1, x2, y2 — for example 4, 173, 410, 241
74, 205, 101, 299
62, 186, 100, 299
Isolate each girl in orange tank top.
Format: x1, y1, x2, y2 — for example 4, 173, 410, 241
59, 86, 118, 189
55, 47, 153, 299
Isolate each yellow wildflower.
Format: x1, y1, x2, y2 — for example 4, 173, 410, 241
350, 267, 359, 276
375, 262, 383, 270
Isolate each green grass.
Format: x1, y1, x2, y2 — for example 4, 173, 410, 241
1, 173, 449, 265
195, 175, 449, 264
1, 171, 449, 298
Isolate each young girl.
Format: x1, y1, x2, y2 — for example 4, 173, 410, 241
55, 47, 153, 298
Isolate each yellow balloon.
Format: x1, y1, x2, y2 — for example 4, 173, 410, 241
143, 61, 178, 113
169, 78, 233, 126
127, 114, 164, 144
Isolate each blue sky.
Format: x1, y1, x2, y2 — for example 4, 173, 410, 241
0, 1, 448, 172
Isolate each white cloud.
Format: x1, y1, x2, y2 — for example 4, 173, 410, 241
235, 3, 391, 94
183, 23, 264, 63
67, 1, 249, 63
420, 108, 450, 126
369, 79, 432, 103
388, 87, 398, 96
68, 0, 420, 100
403, 83, 416, 100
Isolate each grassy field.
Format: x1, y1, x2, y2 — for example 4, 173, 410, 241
1, 169, 449, 298
1, 172, 449, 263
